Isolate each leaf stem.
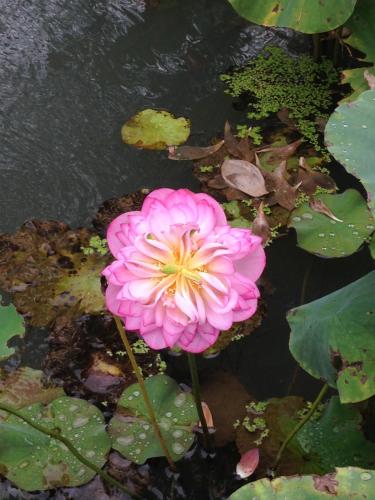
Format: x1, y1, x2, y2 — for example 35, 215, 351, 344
187, 352, 212, 452
113, 315, 176, 470
274, 383, 329, 470
0, 402, 134, 497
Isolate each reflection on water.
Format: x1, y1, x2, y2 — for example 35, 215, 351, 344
0, 0, 306, 233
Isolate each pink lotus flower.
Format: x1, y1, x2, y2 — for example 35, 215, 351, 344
102, 188, 265, 353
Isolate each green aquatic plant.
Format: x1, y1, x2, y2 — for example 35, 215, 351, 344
81, 235, 108, 256
221, 47, 338, 153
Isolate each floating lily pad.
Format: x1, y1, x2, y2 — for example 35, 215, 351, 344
121, 109, 190, 150
326, 91, 375, 215
0, 221, 108, 327
289, 189, 374, 258
0, 396, 111, 491
297, 397, 375, 473
109, 374, 198, 463
0, 298, 24, 360
230, 466, 375, 499
228, 0, 357, 34
0, 367, 64, 420
288, 271, 375, 403
342, 0, 375, 102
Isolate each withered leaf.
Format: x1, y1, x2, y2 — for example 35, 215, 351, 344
207, 174, 227, 189
267, 161, 300, 211
256, 139, 302, 164
298, 156, 336, 195
251, 202, 271, 245
224, 121, 254, 162
168, 140, 224, 160
364, 69, 375, 90
309, 197, 343, 222
221, 159, 268, 197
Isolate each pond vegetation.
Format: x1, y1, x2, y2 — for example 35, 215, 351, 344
0, 0, 375, 498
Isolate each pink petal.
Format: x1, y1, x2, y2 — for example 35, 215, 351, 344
236, 448, 259, 479
206, 307, 233, 330
141, 328, 168, 350
178, 323, 219, 353
234, 244, 266, 282
107, 212, 140, 257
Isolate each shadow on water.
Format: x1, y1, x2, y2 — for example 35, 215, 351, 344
1, 1, 374, 499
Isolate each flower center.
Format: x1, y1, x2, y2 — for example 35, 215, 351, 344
161, 263, 201, 283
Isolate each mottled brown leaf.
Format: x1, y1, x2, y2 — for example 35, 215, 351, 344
309, 197, 343, 222
224, 122, 255, 162
256, 139, 302, 163
298, 156, 336, 195
168, 140, 224, 160
267, 161, 300, 211
221, 159, 268, 197
251, 202, 270, 245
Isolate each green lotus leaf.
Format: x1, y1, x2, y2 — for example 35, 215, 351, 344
109, 374, 198, 463
122, 109, 190, 150
0, 297, 24, 360
370, 232, 375, 259
227, 0, 357, 34
288, 271, 375, 403
342, 0, 375, 102
289, 189, 374, 258
230, 466, 375, 499
0, 396, 111, 491
326, 91, 375, 215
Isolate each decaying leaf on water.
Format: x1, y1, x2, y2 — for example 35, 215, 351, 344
224, 121, 254, 162
297, 157, 336, 195
309, 197, 343, 222
221, 159, 268, 197
168, 140, 224, 160
251, 202, 271, 245
266, 161, 301, 211
256, 139, 302, 163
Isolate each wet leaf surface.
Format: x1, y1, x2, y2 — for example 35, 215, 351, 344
0, 396, 111, 491
289, 190, 374, 258
230, 466, 375, 499
109, 374, 198, 463
122, 109, 190, 150
288, 271, 375, 403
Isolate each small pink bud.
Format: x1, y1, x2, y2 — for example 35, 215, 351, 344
236, 448, 259, 479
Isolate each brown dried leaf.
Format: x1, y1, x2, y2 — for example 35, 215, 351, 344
256, 139, 302, 163
168, 140, 224, 160
207, 174, 227, 189
298, 156, 336, 195
221, 159, 268, 197
224, 122, 255, 162
364, 69, 375, 90
309, 197, 343, 222
267, 161, 300, 211
251, 202, 270, 245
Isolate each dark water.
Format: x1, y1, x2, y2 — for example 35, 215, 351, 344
0, 0, 308, 233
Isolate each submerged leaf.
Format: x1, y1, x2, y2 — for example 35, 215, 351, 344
168, 140, 224, 160
221, 159, 268, 197
122, 109, 190, 150
0, 298, 24, 360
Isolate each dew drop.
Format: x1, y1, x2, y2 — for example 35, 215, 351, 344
165, 412, 172, 418
174, 393, 187, 408
361, 472, 372, 481
19, 462, 29, 469
133, 391, 140, 397
139, 433, 147, 440
302, 213, 313, 220
173, 430, 183, 438
172, 442, 184, 454
117, 435, 134, 446
353, 231, 359, 235
366, 225, 374, 230
318, 233, 325, 238
143, 424, 150, 431
292, 216, 301, 223
73, 417, 89, 428
330, 220, 336, 224
86, 450, 95, 458
69, 405, 78, 412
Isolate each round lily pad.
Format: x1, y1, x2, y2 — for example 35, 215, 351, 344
0, 298, 24, 360
228, 0, 357, 34
288, 270, 375, 403
230, 466, 375, 499
0, 397, 111, 491
289, 189, 374, 258
109, 374, 198, 463
121, 109, 190, 150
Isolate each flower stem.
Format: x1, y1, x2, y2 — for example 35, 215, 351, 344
113, 316, 176, 470
274, 383, 329, 470
0, 402, 134, 497
187, 352, 212, 451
